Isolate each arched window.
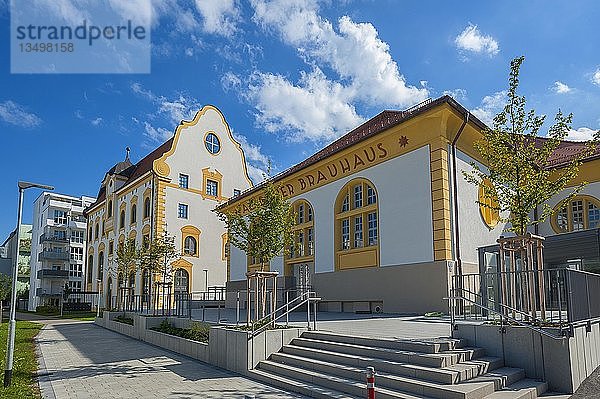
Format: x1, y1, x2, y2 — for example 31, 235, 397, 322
130, 204, 137, 225
107, 200, 113, 218
128, 272, 135, 289
87, 254, 94, 284
285, 199, 315, 277
144, 197, 151, 219
98, 251, 104, 280
88, 226, 93, 241
184, 236, 197, 255
552, 195, 600, 233
95, 223, 99, 239
335, 179, 379, 270
119, 210, 125, 229
174, 269, 189, 293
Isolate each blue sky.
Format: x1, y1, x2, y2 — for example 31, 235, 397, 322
1, 0, 600, 240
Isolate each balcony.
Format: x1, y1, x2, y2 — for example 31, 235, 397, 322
38, 250, 69, 262
35, 287, 63, 297
37, 269, 69, 279
39, 233, 69, 244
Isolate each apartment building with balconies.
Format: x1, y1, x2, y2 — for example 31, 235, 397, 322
28, 192, 95, 311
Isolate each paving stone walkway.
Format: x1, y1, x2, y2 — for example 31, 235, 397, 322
35, 320, 304, 399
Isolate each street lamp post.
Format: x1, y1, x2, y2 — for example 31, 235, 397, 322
4, 181, 53, 387
96, 279, 102, 318
203, 269, 208, 298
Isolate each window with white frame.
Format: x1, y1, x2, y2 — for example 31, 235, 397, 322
70, 230, 84, 244
178, 203, 188, 219
70, 247, 83, 262
179, 174, 189, 189
206, 179, 218, 197
54, 210, 67, 224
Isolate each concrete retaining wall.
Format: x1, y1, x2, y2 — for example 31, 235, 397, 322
455, 323, 600, 393
96, 311, 305, 376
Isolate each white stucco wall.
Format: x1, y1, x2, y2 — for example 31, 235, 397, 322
228, 145, 435, 281
454, 149, 507, 268
162, 107, 252, 291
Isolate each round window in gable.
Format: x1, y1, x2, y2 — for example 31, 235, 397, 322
205, 132, 221, 155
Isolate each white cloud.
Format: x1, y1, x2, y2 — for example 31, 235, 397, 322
552, 81, 572, 94
0, 100, 42, 128
252, 1, 428, 108
185, 48, 194, 57
566, 127, 598, 141
245, 0, 427, 142
442, 88, 468, 102
194, 0, 240, 37
233, 133, 271, 183
471, 90, 507, 126
131, 83, 201, 126
455, 24, 499, 58
221, 72, 242, 92
246, 69, 364, 142
591, 68, 600, 86
143, 121, 173, 143
91, 117, 103, 126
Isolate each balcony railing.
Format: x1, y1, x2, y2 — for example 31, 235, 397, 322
36, 287, 63, 297
38, 251, 69, 261
37, 269, 69, 279
39, 233, 69, 244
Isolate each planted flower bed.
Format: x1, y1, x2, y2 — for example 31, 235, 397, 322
150, 319, 209, 343
114, 315, 134, 325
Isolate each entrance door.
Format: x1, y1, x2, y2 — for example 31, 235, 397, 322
293, 262, 314, 293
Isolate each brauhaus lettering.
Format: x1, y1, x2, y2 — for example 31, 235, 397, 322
15, 20, 146, 46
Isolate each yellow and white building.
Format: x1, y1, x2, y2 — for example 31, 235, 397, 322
220, 96, 600, 314
84, 106, 252, 306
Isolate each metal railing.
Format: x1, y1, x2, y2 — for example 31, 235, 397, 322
451, 268, 600, 338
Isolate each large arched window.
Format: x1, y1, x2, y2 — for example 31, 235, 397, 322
144, 197, 151, 219
107, 200, 113, 218
174, 269, 189, 293
285, 200, 315, 275
335, 178, 379, 270
130, 204, 137, 225
551, 195, 600, 233
119, 210, 125, 229
184, 236, 197, 256
95, 223, 99, 239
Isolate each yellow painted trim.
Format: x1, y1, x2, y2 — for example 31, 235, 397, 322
152, 105, 253, 187
221, 232, 228, 261
478, 179, 500, 229
429, 141, 453, 261
202, 168, 226, 201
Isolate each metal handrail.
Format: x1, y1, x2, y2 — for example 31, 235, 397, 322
450, 294, 566, 340
250, 291, 320, 338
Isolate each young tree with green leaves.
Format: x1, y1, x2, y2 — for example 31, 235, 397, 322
136, 231, 181, 312
217, 175, 296, 320
464, 56, 599, 236
113, 238, 138, 311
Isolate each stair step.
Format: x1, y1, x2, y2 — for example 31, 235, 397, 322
282, 343, 502, 384
259, 359, 436, 399
292, 337, 485, 368
471, 368, 527, 390
303, 331, 467, 354
266, 353, 501, 399
538, 393, 570, 399
482, 378, 548, 399
249, 368, 358, 399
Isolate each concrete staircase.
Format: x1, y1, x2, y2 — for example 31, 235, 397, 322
249, 331, 552, 399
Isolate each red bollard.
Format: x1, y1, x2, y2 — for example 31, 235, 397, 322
366, 366, 375, 399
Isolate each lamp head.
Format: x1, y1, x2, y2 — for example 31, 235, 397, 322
18, 181, 54, 191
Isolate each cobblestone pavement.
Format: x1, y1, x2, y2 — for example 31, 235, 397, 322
35, 320, 304, 399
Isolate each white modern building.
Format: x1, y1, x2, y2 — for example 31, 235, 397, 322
84, 105, 252, 308
28, 192, 96, 311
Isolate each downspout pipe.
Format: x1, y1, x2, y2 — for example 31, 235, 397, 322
451, 113, 469, 279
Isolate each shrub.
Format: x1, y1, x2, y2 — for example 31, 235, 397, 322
36, 305, 59, 315
151, 319, 209, 343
